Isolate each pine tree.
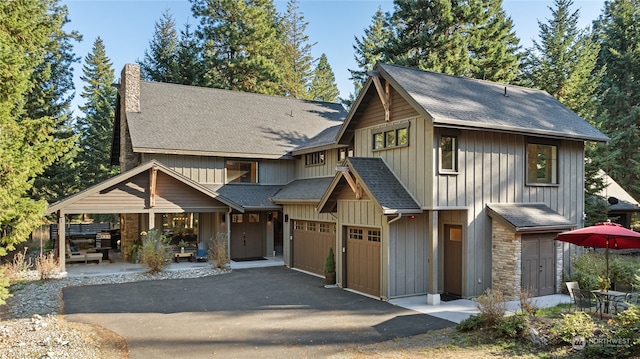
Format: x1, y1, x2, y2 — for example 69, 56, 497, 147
308, 54, 339, 103
382, 0, 520, 82
281, 0, 315, 98
0, 0, 75, 267
190, 0, 285, 95
75, 38, 119, 191
138, 9, 179, 83
347, 7, 392, 104
593, 0, 640, 200
29, 2, 82, 204
175, 22, 205, 86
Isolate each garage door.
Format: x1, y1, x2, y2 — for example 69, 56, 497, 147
292, 221, 335, 275
346, 227, 381, 297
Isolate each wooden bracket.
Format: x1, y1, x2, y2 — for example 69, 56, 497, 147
149, 167, 158, 207
338, 167, 362, 199
371, 74, 391, 122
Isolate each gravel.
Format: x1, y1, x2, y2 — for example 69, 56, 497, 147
0, 266, 230, 358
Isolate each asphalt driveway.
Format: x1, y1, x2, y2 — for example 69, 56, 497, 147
63, 266, 454, 358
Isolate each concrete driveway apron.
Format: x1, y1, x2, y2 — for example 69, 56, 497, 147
63, 266, 454, 358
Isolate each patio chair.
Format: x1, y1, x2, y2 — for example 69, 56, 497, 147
574, 289, 599, 313
566, 281, 580, 312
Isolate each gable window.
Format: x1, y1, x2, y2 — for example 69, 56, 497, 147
305, 151, 325, 166
527, 142, 558, 184
226, 160, 258, 183
440, 135, 458, 173
372, 123, 409, 150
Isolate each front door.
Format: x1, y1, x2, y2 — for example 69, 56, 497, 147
230, 213, 264, 260
443, 224, 463, 296
522, 234, 556, 296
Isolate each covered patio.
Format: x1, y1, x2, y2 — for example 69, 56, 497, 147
45, 160, 243, 273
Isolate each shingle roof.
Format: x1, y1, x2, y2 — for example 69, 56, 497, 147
318, 157, 421, 214
486, 203, 575, 232
291, 125, 342, 154
203, 184, 282, 210
596, 170, 640, 212
374, 63, 609, 143
271, 177, 334, 202
127, 81, 347, 158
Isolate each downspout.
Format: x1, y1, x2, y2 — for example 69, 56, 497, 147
227, 208, 232, 260
388, 213, 402, 225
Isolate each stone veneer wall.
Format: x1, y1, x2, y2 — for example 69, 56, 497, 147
491, 220, 521, 301
120, 213, 139, 262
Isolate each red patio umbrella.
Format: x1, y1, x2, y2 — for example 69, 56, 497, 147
555, 221, 640, 283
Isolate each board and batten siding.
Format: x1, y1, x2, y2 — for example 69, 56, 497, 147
387, 214, 429, 298
356, 85, 420, 129
294, 149, 342, 179
142, 153, 296, 185
354, 116, 434, 207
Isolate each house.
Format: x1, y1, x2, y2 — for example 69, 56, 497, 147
47, 63, 608, 303
594, 169, 640, 228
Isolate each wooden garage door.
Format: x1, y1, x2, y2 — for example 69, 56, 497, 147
346, 227, 381, 297
292, 221, 335, 275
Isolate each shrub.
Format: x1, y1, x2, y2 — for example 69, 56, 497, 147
457, 314, 484, 332
324, 247, 336, 274
35, 252, 60, 280
496, 313, 529, 339
476, 288, 506, 327
139, 229, 171, 274
12, 247, 32, 274
549, 311, 595, 344
609, 305, 640, 355
209, 232, 230, 269
519, 289, 537, 316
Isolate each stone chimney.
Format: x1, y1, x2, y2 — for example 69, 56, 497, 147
118, 64, 141, 172
120, 64, 140, 113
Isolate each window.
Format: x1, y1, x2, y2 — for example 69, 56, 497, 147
294, 221, 304, 230
306, 222, 316, 231
349, 228, 364, 240
372, 124, 409, 150
226, 160, 258, 183
367, 230, 381, 242
440, 135, 458, 172
232, 214, 243, 223
527, 143, 558, 184
319, 223, 330, 233
248, 214, 260, 222
338, 147, 353, 161
305, 151, 325, 166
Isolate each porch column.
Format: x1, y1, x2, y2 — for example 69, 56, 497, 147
58, 211, 66, 273
148, 210, 155, 231
427, 211, 440, 305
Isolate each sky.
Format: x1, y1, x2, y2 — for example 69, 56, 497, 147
61, 0, 606, 113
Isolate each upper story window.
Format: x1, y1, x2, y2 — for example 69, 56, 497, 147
373, 124, 409, 150
305, 151, 325, 166
527, 142, 558, 184
226, 160, 258, 183
338, 147, 353, 162
439, 135, 458, 173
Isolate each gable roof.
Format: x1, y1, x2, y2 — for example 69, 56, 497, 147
317, 157, 421, 215
46, 160, 243, 215
271, 177, 334, 203
202, 184, 282, 210
291, 125, 345, 155
338, 63, 609, 144
596, 170, 640, 212
487, 203, 575, 233
124, 81, 347, 159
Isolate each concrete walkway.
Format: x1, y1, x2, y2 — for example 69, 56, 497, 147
64, 255, 570, 324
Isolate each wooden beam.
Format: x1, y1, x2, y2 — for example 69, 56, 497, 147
371, 74, 390, 122
338, 167, 362, 199
149, 167, 158, 207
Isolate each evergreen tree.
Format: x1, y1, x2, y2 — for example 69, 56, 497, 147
467, 0, 521, 82
190, 0, 285, 95
382, 0, 520, 82
175, 22, 205, 86
138, 9, 179, 83
29, 2, 82, 203
593, 0, 640, 200
347, 7, 392, 105
0, 0, 75, 269
75, 38, 119, 191
308, 53, 339, 103
521, 0, 601, 120
281, 0, 315, 98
